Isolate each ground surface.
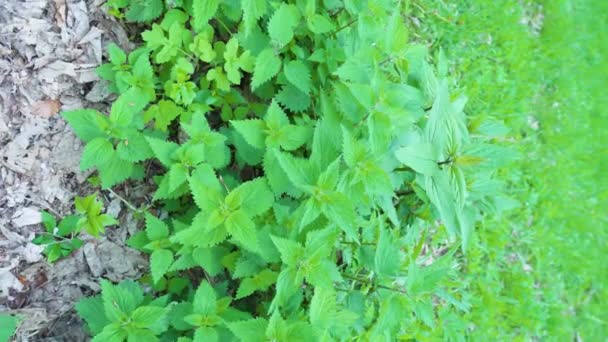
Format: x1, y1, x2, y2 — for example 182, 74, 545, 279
0, 1, 145, 340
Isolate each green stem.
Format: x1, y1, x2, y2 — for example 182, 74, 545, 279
333, 17, 358, 35
342, 273, 408, 294
107, 188, 140, 213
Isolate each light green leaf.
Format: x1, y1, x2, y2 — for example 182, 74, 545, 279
192, 0, 219, 31
251, 49, 281, 90
231, 119, 266, 149
395, 142, 439, 176
145, 137, 179, 167
145, 213, 169, 241
284, 60, 311, 94
236, 269, 278, 299
62, 109, 108, 142
193, 281, 217, 315
228, 177, 274, 217
241, 0, 267, 35
375, 228, 400, 277
151, 249, 173, 283
321, 192, 358, 241
81, 138, 115, 171
75, 296, 108, 335
130, 306, 167, 329
91, 322, 127, 342
225, 209, 258, 252
270, 236, 304, 266
307, 14, 335, 34
267, 4, 300, 47
228, 318, 268, 342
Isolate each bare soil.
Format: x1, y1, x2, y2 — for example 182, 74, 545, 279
0, 1, 145, 340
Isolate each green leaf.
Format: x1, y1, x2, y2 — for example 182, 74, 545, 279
228, 318, 268, 342
76, 296, 109, 335
188, 164, 223, 213
263, 150, 291, 195
116, 133, 154, 162
307, 14, 335, 34
395, 142, 439, 176
267, 4, 300, 47
151, 249, 173, 283
228, 177, 274, 217
101, 279, 142, 322
321, 192, 358, 241
97, 157, 135, 189
251, 49, 281, 90
125, 0, 163, 22
231, 119, 266, 149
192, 246, 227, 276
274, 150, 313, 190
91, 322, 127, 342
146, 137, 179, 167
275, 84, 310, 112
193, 326, 218, 341
80, 138, 115, 171
193, 281, 217, 315
62, 109, 108, 142
236, 269, 278, 299
375, 228, 400, 277
225, 209, 258, 252
168, 163, 189, 192
41, 211, 56, 232
130, 306, 167, 329
107, 43, 126, 65
284, 60, 311, 94
270, 236, 304, 266
192, 0, 219, 31
241, 0, 267, 35
143, 100, 182, 131
309, 287, 335, 328
145, 213, 169, 241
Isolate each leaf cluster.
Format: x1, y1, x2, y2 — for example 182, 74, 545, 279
64, 1, 512, 340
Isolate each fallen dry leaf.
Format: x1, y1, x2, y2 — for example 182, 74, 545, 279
30, 99, 61, 118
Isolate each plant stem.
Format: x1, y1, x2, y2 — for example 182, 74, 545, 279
342, 273, 408, 294
107, 188, 139, 213
333, 17, 358, 35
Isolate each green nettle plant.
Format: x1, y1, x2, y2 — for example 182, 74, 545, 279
62, 0, 510, 340
33, 195, 117, 262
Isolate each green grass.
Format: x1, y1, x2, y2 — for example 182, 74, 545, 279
408, 0, 607, 339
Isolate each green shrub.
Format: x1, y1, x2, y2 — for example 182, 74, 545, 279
64, 1, 509, 340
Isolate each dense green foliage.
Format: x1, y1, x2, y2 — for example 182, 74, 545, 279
60, 0, 514, 340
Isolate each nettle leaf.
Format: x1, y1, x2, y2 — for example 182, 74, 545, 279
236, 269, 278, 299
125, 0, 163, 22
76, 296, 109, 335
80, 138, 115, 171
267, 4, 300, 48
241, 0, 267, 35
151, 248, 173, 283
252, 48, 281, 90
395, 142, 440, 176
193, 281, 217, 315
192, 0, 219, 31
276, 84, 310, 112
284, 60, 311, 94
231, 119, 266, 149
374, 227, 401, 277
228, 318, 268, 341
62, 109, 108, 142
145, 213, 169, 241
